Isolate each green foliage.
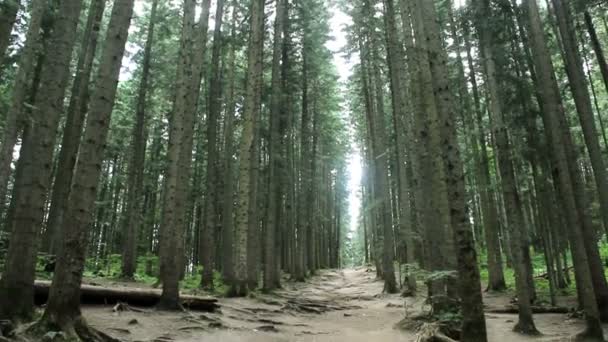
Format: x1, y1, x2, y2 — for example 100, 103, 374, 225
180, 266, 227, 296
32, 252, 229, 296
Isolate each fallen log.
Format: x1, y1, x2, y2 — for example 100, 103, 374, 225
34, 281, 219, 312
485, 306, 571, 314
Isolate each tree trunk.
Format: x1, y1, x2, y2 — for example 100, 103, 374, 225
0, 0, 20, 63
359, 0, 397, 292
295, 39, 311, 282
158, 0, 210, 309
0, 0, 84, 322
473, 0, 538, 334
524, 0, 605, 337
199, 0, 225, 290
263, 0, 286, 292
157, 0, 196, 309
40, 0, 135, 333
382, 0, 416, 293
418, 0, 487, 339
43, 0, 105, 255
221, 1, 239, 285
120, 0, 158, 279
407, 0, 452, 304
0, 0, 45, 225
584, 11, 608, 153
460, 2, 506, 293
551, 0, 608, 245
228, 0, 265, 297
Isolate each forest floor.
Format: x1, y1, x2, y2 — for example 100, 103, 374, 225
79, 267, 602, 341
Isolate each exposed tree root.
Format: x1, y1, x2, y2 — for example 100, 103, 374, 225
23, 315, 122, 342
415, 323, 458, 342
395, 312, 461, 341
281, 297, 361, 314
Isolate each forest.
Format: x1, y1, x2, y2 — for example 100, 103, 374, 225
0, 0, 608, 341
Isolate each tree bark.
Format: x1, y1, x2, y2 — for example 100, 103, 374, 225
460, 2, 506, 293
551, 0, 608, 246
525, 0, 605, 337
418, 0, 487, 339
0, 0, 84, 322
43, 0, 106, 255
473, 0, 538, 334
120, 0, 158, 279
0, 0, 45, 225
228, 0, 265, 297
40, 0, 135, 332
158, 0, 210, 308
263, 0, 286, 292
0, 0, 20, 62
221, 0, 239, 285
200, 0, 225, 290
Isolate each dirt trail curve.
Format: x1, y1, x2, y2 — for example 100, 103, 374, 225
84, 267, 607, 341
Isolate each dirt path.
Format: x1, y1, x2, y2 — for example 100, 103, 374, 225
83, 268, 606, 341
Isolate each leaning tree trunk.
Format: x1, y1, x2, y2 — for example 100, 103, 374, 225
551, 0, 608, 244
120, 0, 158, 279
0, 0, 84, 322
39, 0, 134, 334
524, 0, 605, 337
0, 0, 45, 225
584, 10, 608, 153
43, 0, 105, 255
551, 0, 608, 321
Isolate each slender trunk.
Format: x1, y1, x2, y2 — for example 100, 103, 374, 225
473, 0, 538, 334
295, 41, 310, 282
221, 1, 239, 284
120, 0, 158, 279
382, 0, 416, 293
459, 3, 506, 292
199, 0, 225, 290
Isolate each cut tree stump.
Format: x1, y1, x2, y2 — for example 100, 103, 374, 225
34, 281, 219, 312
